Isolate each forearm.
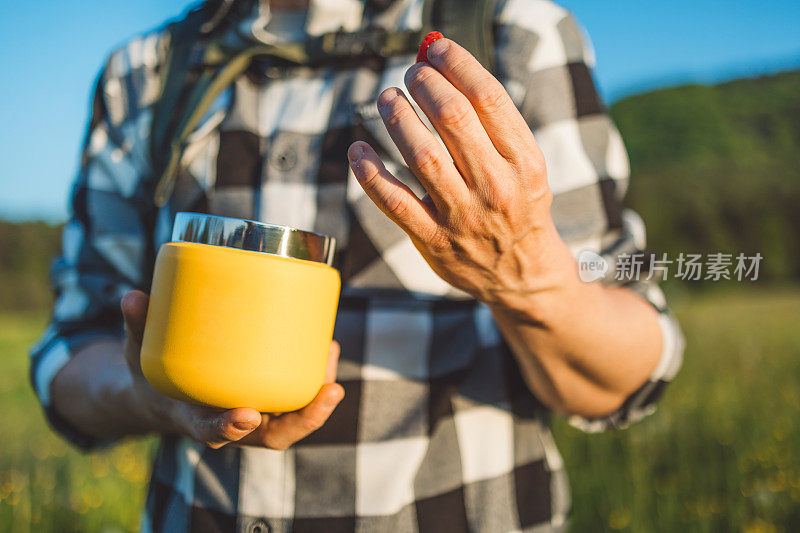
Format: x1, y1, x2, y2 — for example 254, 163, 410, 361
50, 339, 164, 441
488, 228, 662, 418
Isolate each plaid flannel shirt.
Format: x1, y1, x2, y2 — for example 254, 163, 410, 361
30, 0, 684, 531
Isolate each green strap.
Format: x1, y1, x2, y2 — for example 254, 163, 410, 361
149, 7, 208, 182
431, 0, 499, 72
154, 49, 257, 205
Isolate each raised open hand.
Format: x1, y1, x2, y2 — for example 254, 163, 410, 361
348, 38, 572, 309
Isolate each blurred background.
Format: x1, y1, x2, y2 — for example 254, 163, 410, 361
0, 1, 799, 531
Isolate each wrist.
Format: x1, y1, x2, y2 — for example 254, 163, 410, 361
119, 380, 160, 434
129, 386, 186, 435
484, 220, 587, 326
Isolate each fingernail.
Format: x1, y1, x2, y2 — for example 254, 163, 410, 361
233, 421, 256, 431
326, 387, 345, 408
377, 87, 400, 108
348, 144, 365, 166
427, 38, 450, 61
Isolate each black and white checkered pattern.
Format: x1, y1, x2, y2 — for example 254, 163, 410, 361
30, 1, 683, 531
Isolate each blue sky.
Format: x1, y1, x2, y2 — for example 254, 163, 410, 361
1, 1, 798, 222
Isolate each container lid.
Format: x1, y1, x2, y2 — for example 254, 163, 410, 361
172, 212, 336, 266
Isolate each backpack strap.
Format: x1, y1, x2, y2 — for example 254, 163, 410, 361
427, 0, 499, 72
149, 3, 216, 206
150, 0, 498, 206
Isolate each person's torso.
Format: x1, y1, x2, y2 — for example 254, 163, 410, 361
142, 2, 570, 531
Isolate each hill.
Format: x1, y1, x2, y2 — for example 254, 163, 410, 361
612, 69, 800, 281
0, 221, 61, 311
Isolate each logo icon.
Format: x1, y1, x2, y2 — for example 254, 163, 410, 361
578, 250, 609, 282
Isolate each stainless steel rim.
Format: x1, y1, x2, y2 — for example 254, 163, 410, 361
171, 212, 336, 265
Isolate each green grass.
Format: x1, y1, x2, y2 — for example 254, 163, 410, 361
553, 286, 800, 532
0, 313, 154, 532
1, 288, 799, 531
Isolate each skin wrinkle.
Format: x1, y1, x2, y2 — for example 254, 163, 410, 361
376, 90, 466, 213
403, 65, 504, 186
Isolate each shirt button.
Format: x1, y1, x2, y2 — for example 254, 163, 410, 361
271, 148, 298, 171
248, 519, 269, 533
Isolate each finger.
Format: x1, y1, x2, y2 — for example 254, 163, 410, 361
348, 141, 440, 242
324, 341, 341, 383
121, 290, 149, 344
121, 290, 149, 376
425, 38, 539, 164
189, 406, 262, 449
376, 87, 468, 208
403, 62, 506, 185
253, 383, 344, 450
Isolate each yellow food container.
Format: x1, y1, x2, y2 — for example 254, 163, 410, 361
141, 212, 340, 412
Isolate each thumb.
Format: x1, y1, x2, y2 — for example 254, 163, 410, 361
121, 290, 149, 344
121, 290, 150, 375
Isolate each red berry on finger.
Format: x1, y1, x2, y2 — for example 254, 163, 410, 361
417, 31, 444, 64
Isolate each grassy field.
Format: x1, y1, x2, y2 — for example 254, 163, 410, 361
554, 286, 800, 532
0, 314, 154, 532
0, 287, 799, 531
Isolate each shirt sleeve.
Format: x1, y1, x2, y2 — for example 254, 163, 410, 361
493, 0, 684, 431
29, 35, 163, 449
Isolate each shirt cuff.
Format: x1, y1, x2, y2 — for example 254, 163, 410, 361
30, 327, 123, 450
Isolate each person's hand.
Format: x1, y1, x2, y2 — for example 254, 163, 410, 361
121, 290, 345, 449
347, 38, 575, 310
